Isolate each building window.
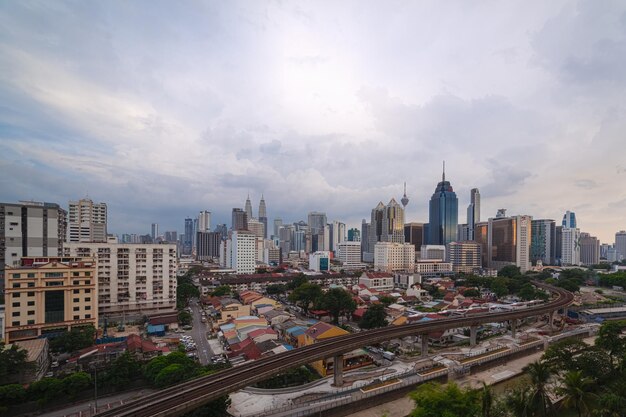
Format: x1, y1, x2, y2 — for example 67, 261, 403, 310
12, 283, 20, 288
85, 314, 91, 319
12, 302, 20, 307
12, 312, 20, 317
45, 281, 62, 287
73, 307, 79, 311
27, 292, 34, 297
85, 272, 91, 276
45, 272, 64, 278
27, 301, 35, 306
85, 306, 91, 310
84, 280, 91, 285
12, 321, 20, 326
73, 298, 79, 302
27, 282, 35, 288
73, 281, 80, 285
85, 297, 91, 302
27, 320, 35, 325
13, 293, 20, 298
45, 291, 64, 323
27, 310, 35, 315
73, 315, 79, 320
73, 289, 79, 294
27, 273, 35, 278
12, 274, 20, 278
85, 289, 91, 294
73, 272, 79, 277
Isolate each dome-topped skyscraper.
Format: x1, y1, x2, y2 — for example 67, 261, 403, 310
427, 161, 458, 245
244, 194, 253, 220
258, 195, 268, 238
401, 182, 409, 209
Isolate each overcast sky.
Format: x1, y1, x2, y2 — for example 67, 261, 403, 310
1, 1, 625, 242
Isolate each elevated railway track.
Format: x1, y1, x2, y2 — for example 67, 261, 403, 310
96, 281, 573, 417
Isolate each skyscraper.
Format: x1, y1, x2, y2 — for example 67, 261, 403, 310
307, 211, 327, 251
348, 228, 361, 242
258, 195, 268, 239
382, 198, 405, 242
531, 219, 556, 265
404, 223, 424, 249
273, 218, 283, 238
198, 211, 211, 232
616, 231, 626, 260
561, 227, 581, 266
68, 198, 107, 242
580, 233, 600, 265
244, 194, 253, 220
487, 214, 532, 273
428, 163, 458, 245
151, 223, 159, 241
183, 217, 193, 255
466, 188, 480, 240
231, 208, 248, 231
562, 211, 577, 228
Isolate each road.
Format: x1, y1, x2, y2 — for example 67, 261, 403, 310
188, 300, 213, 365
95, 282, 573, 417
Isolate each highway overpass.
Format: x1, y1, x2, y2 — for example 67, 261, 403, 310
96, 281, 573, 417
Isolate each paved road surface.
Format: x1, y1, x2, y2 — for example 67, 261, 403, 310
38, 388, 155, 417
188, 300, 214, 365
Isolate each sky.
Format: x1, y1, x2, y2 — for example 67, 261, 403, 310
1, 0, 625, 243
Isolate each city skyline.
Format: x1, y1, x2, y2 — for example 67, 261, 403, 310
1, 1, 626, 242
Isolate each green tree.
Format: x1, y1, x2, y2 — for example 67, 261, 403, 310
210, 285, 231, 297
499, 265, 522, 279
178, 310, 193, 325
481, 382, 493, 417
317, 288, 356, 324
518, 283, 537, 301
409, 382, 480, 417
490, 279, 509, 298
154, 363, 190, 387
144, 352, 202, 388
542, 339, 588, 372
28, 377, 64, 405
63, 371, 92, 399
378, 295, 396, 306
592, 393, 626, 417
0, 384, 26, 412
556, 371, 596, 417
105, 351, 141, 389
596, 322, 626, 370
266, 284, 287, 295
359, 304, 388, 329
0, 342, 32, 385
523, 361, 553, 417
464, 288, 480, 298
574, 348, 612, 382
178, 282, 200, 308
289, 282, 323, 314
49, 325, 96, 353
183, 396, 232, 417
287, 274, 308, 290
504, 386, 530, 417
557, 279, 580, 293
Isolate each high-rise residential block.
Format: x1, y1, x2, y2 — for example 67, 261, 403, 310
1, 201, 67, 290
616, 231, 626, 261
198, 211, 211, 233
247, 218, 265, 239
4, 257, 97, 343
361, 219, 370, 261
231, 208, 248, 232
374, 242, 415, 273
428, 163, 458, 245
330, 221, 346, 253
446, 241, 482, 273
151, 223, 159, 241
531, 219, 556, 265
196, 231, 222, 261
466, 188, 480, 240
220, 231, 256, 274
65, 243, 177, 317
182, 217, 194, 255
561, 227, 581, 266
579, 233, 600, 265
487, 214, 532, 273
68, 198, 107, 243
337, 241, 363, 269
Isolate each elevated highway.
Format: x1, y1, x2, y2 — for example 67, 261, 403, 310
96, 281, 573, 417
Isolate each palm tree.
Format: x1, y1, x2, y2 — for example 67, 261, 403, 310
481, 382, 493, 417
504, 386, 530, 417
592, 393, 626, 417
556, 371, 595, 417
523, 361, 553, 417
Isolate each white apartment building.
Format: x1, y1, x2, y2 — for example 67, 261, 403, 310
64, 243, 177, 317
420, 245, 446, 261
393, 272, 422, 289
561, 227, 581, 266
415, 260, 453, 276
374, 242, 415, 273
309, 251, 331, 272
358, 272, 394, 291
337, 241, 363, 270
220, 231, 256, 274
68, 198, 107, 243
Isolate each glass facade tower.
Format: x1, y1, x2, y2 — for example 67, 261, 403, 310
428, 164, 458, 245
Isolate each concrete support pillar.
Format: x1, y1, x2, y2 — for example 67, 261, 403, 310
511, 319, 517, 339
548, 311, 555, 331
333, 354, 344, 387
421, 335, 429, 356
470, 325, 478, 347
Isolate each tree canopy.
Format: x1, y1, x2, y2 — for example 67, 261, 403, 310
316, 288, 356, 324
410, 382, 480, 417
359, 304, 387, 329
288, 282, 323, 313
49, 325, 96, 353
0, 342, 32, 385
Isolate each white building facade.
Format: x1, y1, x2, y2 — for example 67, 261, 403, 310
337, 241, 363, 270
561, 227, 581, 266
374, 242, 415, 273
68, 198, 107, 243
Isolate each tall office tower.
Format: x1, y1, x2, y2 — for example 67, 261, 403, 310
561, 227, 581, 266
231, 208, 248, 231
278, 225, 293, 255
244, 194, 253, 221
330, 221, 346, 252
616, 231, 626, 260
247, 218, 265, 238
292, 230, 306, 252
466, 188, 481, 240
368, 202, 385, 255
474, 221, 489, 268
228, 231, 257, 274
215, 224, 228, 237
348, 228, 361, 242
4, 257, 97, 343
258, 195, 268, 239
68, 198, 107, 243
0, 201, 67, 290
579, 233, 600, 265
457, 224, 471, 241
383, 199, 405, 243
487, 214, 532, 273
65, 243, 178, 317
562, 211, 577, 228
183, 218, 193, 255
192, 218, 199, 251
555, 226, 563, 264
404, 222, 424, 254
607, 246, 622, 262
361, 219, 370, 260
196, 231, 222, 261
447, 241, 482, 273
307, 212, 327, 235
164, 231, 178, 243
428, 163, 459, 245
600, 243, 611, 260
273, 218, 283, 238
198, 211, 211, 232
531, 219, 556, 265
151, 223, 159, 241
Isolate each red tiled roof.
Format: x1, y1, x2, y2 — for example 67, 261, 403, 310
352, 308, 367, 319
247, 328, 277, 339
365, 272, 393, 278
